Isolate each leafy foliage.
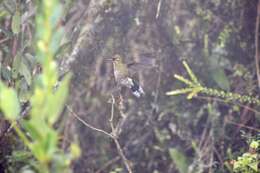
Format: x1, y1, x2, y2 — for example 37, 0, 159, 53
0, 0, 79, 172
167, 61, 260, 105
0, 0, 259, 173
0, 83, 20, 120
233, 139, 259, 173
169, 148, 189, 173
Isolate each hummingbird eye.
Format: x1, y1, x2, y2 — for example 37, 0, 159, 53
113, 55, 121, 61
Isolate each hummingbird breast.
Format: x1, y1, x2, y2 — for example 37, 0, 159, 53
113, 65, 133, 88
113, 62, 128, 81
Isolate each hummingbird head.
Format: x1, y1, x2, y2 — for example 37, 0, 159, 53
104, 54, 123, 65
112, 54, 122, 62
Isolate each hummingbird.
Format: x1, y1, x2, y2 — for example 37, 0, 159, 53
109, 54, 145, 98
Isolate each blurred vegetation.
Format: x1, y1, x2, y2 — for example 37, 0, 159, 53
232, 138, 259, 173
167, 61, 260, 104
167, 61, 260, 172
0, 0, 259, 173
0, 0, 79, 172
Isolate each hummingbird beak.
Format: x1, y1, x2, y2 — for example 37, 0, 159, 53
104, 58, 113, 62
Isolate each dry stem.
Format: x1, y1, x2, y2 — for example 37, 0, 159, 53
67, 105, 114, 138
255, 0, 260, 87
67, 95, 133, 173
109, 95, 133, 173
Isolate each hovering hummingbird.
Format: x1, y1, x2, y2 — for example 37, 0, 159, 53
108, 54, 145, 98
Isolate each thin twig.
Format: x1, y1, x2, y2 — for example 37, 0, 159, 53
208, 141, 214, 173
113, 138, 133, 173
195, 96, 260, 116
225, 119, 260, 132
152, 58, 162, 118
66, 105, 114, 138
67, 98, 133, 173
255, 0, 260, 88
156, 0, 162, 19
110, 95, 133, 173
110, 94, 115, 123
195, 96, 260, 132
109, 95, 117, 136
213, 147, 224, 169
0, 37, 9, 44
95, 156, 120, 173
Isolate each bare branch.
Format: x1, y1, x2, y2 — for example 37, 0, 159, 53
66, 105, 114, 139
109, 95, 133, 173
156, 0, 162, 19
67, 96, 133, 173
255, 0, 260, 88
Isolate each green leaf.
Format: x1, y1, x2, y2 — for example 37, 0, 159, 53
248, 162, 258, 171
210, 68, 230, 91
17, 78, 31, 102
0, 10, 8, 19
25, 53, 37, 67
30, 141, 47, 162
0, 85, 20, 120
10, 150, 32, 162
19, 61, 32, 86
22, 120, 43, 141
70, 143, 81, 159
44, 129, 58, 156
174, 74, 194, 86
183, 61, 200, 85
11, 10, 21, 34
169, 148, 189, 173
187, 87, 201, 99
166, 88, 194, 96
12, 52, 32, 85
1, 66, 12, 81
46, 74, 71, 124
12, 51, 22, 79
250, 140, 259, 149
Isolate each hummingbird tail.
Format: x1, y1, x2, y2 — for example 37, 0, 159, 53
130, 79, 145, 98
120, 77, 145, 97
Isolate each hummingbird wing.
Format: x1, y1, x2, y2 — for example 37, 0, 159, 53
127, 59, 157, 75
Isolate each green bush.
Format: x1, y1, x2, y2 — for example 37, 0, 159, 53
233, 140, 259, 173
0, 1, 80, 172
